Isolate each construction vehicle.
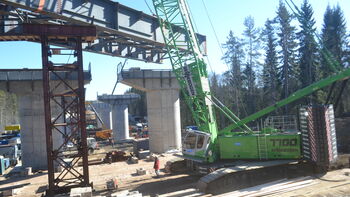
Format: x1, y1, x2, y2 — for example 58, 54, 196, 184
87, 137, 99, 154
0, 124, 21, 165
95, 129, 112, 140
4, 125, 20, 133
151, 0, 346, 165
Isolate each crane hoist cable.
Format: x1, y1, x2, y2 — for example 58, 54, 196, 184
144, 0, 155, 15
200, 0, 225, 59
199, 0, 248, 116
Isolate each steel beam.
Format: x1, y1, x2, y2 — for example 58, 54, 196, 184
0, 0, 206, 63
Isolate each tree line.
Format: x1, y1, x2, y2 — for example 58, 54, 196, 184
210, 0, 350, 130
128, 0, 350, 130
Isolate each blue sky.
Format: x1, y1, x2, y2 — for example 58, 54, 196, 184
0, 0, 349, 100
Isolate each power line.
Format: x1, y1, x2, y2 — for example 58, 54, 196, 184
144, 0, 155, 15
200, 0, 230, 72
200, 0, 224, 57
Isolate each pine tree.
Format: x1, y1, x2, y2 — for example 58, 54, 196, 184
209, 72, 225, 128
345, 33, 350, 113
321, 5, 347, 74
297, 0, 319, 104
262, 19, 279, 107
321, 5, 348, 115
210, 72, 220, 96
242, 16, 260, 115
346, 33, 350, 68
222, 31, 245, 117
276, 1, 298, 112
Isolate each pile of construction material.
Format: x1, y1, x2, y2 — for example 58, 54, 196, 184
106, 178, 118, 190
300, 105, 338, 167
1, 189, 21, 197
136, 168, 147, 175
103, 151, 129, 163
70, 187, 92, 197
133, 138, 150, 159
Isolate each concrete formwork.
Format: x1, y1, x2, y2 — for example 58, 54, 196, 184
121, 69, 181, 153
0, 69, 91, 170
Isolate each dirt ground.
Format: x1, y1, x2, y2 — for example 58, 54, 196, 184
276, 168, 350, 197
0, 143, 201, 197
1, 143, 350, 197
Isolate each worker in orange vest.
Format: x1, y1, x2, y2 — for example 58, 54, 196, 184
153, 156, 160, 177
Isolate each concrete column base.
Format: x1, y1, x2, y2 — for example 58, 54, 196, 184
18, 89, 62, 170
121, 69, 182, 153
112, 104, 129, 142
147, 89, 181, 153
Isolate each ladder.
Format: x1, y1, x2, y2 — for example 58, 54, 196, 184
257, 134, 268, 160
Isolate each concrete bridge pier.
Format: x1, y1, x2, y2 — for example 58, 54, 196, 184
121, 69, 181, 153
147, 89, 181, 152
98, 94, 140, 142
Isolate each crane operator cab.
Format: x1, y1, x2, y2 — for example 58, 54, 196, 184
183, 130, 212, 162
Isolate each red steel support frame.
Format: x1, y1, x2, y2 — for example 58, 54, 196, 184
0, 23, 95, 195
42, 37, 90, 195
35, 24, 96, 195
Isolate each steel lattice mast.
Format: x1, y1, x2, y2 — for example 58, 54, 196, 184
152, 0, 219, 143
152, 0, 253, 161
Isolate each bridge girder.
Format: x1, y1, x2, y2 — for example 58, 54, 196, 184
0, 0, 206, 63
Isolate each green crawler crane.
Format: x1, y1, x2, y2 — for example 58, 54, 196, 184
152, 0, 349, 163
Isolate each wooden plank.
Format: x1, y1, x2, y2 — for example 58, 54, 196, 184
218, 176, 315, 197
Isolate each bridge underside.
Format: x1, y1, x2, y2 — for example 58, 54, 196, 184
0, 0, 206, 63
